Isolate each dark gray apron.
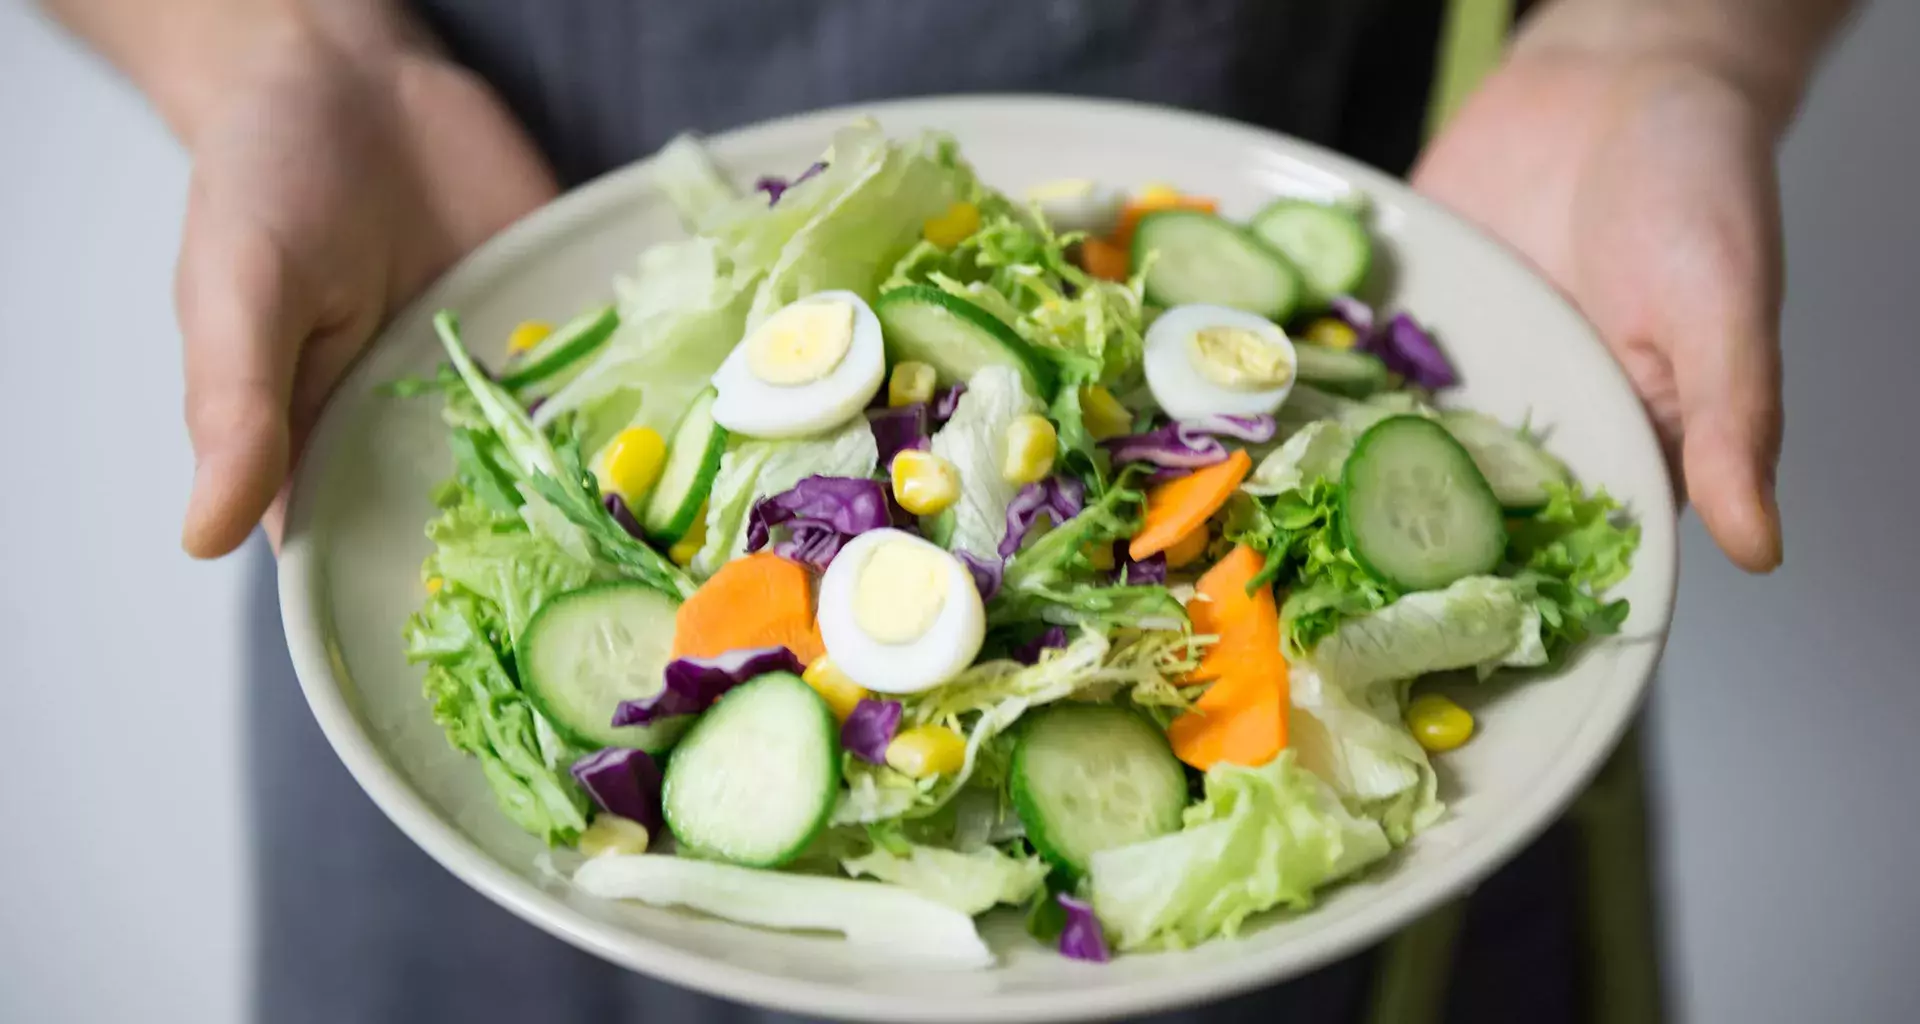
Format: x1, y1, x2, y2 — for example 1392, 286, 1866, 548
247, 2, 1582, 1020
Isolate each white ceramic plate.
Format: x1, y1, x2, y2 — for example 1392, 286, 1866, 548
279, 96, 1677, 1023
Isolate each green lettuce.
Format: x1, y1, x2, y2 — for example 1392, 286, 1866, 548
840, 842, 1048, 916
424, 490, 598, 646
691, 416, 879, 576
1226, 478, 1395, 653
1089, 752, 1390, 950
1507, 483, 1640, 658
929, 365, 1042, 560
1288, 664, 1441, 845
1242, 421, 1355, 498
989, 467, 1185, 631
1309, 575, 1546, 692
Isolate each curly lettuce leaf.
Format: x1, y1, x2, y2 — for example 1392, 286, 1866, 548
1506, 482, 1640, 657
1226, 479, 1395, 654
1089, 752, 1391, 950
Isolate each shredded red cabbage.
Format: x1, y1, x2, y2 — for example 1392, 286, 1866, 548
569, 747, 664, 835
932, 384, 967, 424
1102, 415, 1276, 469
746, 476, 892, 571
956, 550, 1003, 600
999, 476, 1087, 560
1365, 312, 1458, 390
755, 160, 826, 205
1012, 625, 1070, 664
602, 492, 645, 539
1328, 295, 1377, 335
868, 404, 931, 468
610, 646, 803, 726
840, 699, 903, 764
1113, 542, 1168, 585
1056, 894, 1111, 963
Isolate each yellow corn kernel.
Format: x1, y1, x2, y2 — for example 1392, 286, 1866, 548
1302, 318, 1359, 350
802, 656, 871, 721
669, 502, 709, 566
507, 320, 555, 354
891, 449, 961, 516
425, 576, 444, 595
923, 201, 982, 248
577, 815, 652, 858
1164, 526, 1210, 569
1406, 694, 1475, 754
1079, 385, 1134, 441
1081, 540, 1116, 571
1136, 182, 1182, 204
889, 361, 938, 408
885, 725, 968, 778
600, 427, 668, 504
1001, 414, 1058, 484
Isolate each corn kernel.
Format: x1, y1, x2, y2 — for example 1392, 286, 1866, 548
600, 427, 668, 504
885, 725, 968, 778
425, 576, 444, 595
1001, 414, 1059, 484
924, 201, 982, 248
1406, 694, 1475, 753
669, 502, 709, 566
802, 656, 871, 721
892, 449, 961, 516
1165, 526, 1210, 569
507, 320, 555, 354
889, 361, 938, 408
1137, 183, 1182, 205
577, 814, 651, 858
1303, 318, 1359, 350
1081, 540, 1117, 571
1079, 385, 1134, 441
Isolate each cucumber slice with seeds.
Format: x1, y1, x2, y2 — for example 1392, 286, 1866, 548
1010, 704, 1188, 881
1250, 200, 1373, 305
875, 285, 1055, 398
1340, 416, 1506, 591
520, 582, 687, 753
1132, 210, 1302, 321
498, 305, 620, 394
640, 386, 728, 544
1438, 410, 1570, 513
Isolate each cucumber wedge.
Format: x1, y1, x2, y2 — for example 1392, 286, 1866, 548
641, 387, 728, 544
520, 582, 687, 753
1438, 410, 1570, 513
1010, 705, 1188, 881
1340, 416, 1506, 592
1293, 344, 1391, 398
662, 672, 839, 868
1249, 200, 1372, 305
1132, 210, 1302, 321
874, 285, 1055, 398
497, 305, 620, 394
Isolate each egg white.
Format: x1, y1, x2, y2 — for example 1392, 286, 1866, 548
1026, 179, 1125, 236
709, 290, 886, 439
817, 529, 987, 695
1143, 303, 1298, 420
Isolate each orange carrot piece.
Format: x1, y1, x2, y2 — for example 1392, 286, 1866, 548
1185, 545, 1276, 683
670, 552, 826, 665
1078, 237, 1132, 282
1129, 450, 1252, 561
1168, 677, 1284, 771
1170, 543, 1288, 769
1113, 194, 1218, 249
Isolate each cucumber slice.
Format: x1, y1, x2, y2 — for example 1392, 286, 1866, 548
520, 582, 688, 753
641, 386, 728, 544
1438, 411, 1571, 512
1132, 210, 1302, 321
1249, 200, 1373, 305
497, 305, 620, 394
1293, 344, 1391, 398
874, 285, 1055, 398
1010, 705, 1188, 880
662, 672, 839, 868
1339, 416, 1506, 591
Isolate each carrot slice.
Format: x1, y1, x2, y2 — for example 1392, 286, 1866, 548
1185, 545, 1276, 683
1129, 449, 1251, 561
1167, 677, 1284, 771
1113, 194, 1218, 250
670, 552, 826, 665
1171, 543, 1288, 769
1078, 237, 1132, 282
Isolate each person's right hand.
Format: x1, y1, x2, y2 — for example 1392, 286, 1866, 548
176, 31, 556, 557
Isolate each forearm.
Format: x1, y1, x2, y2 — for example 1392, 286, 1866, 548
42, 0, 429, 145
1518, 0, 1858, 130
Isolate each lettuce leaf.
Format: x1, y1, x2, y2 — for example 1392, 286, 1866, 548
1226, 478, 1395, 654
692, 416, 879, 576
1242, 421, 1355, 498
1288, 664, 1442, 845
1310, 575, 1546, 692
840, 842, 1048, 916
929, 365, 1042, 561
1506, 483, 1640, 658
1088, 752, 1391, 950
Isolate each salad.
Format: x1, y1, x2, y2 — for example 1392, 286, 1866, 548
399, 121, 1639, 967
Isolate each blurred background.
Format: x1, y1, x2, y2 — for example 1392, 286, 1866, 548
2, 1, 1914, 1021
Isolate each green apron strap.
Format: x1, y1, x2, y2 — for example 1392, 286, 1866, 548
1423, 0, 1515, 139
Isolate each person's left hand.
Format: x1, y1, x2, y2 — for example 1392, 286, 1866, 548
1414, 47, 1785, 572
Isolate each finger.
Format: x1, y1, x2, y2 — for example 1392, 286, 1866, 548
175, 184, 309, 559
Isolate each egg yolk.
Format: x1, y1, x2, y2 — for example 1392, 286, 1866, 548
1187, 325, 1294, 391
853, 539, 951, 644
745, 300, 855, 385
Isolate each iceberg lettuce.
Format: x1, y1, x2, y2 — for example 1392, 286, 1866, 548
692, 416, 880, 577
929, 365, 1042, 561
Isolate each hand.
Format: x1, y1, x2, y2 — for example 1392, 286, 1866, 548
175, 33, 556, 557
1414, 50, 1785, 572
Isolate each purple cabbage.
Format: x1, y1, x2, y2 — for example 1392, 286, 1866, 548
956, 550, 1003, 601
1328, 295, 1377, 335
932, 384, 967, 424
610, 646, 803, 726
524, 396, 547, 417
1012, 626, 1069, 664
1056, 894, 1111, 963
755, 160, 826, 205
841, 699, 903, 765
746, 475, 892, 571
867, 404, 931, 468
1365, 312, 1458, 390
999, 476, 1087, 560
569, 748, 664, 835
602, 492, 645, 539
1102, 415, 1276, 469
1113, 543, 1168, 585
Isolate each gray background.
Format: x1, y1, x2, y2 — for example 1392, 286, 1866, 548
1, 1, 1915, 1021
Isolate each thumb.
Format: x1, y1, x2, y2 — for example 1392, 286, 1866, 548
1671, 283, 1785, 573
175, 185, 308, 558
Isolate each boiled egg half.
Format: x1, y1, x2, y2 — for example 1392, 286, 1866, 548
710, 290, 886, 438
1024, 178, 1125, 236
1143, 303, 1297, 419
817, 528, 986, 695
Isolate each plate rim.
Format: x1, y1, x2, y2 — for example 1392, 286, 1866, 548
278, 92, 1679, 1023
